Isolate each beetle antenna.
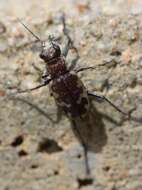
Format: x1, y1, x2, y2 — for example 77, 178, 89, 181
18, 19, 42, 43
48, 35, 55, 45
48, 35, 57, 49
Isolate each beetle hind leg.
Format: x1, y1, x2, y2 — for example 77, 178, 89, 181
72, 119, 91, 175
88, 91, 129, 116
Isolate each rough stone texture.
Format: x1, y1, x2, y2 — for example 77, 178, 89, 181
0, 1, 142, 190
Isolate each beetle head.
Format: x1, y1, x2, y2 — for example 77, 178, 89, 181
19, 20, 61, 64
39, 39, 61, 63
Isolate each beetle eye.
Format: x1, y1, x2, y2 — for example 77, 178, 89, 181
54, 46, 61, 57
39, 52, 44, 59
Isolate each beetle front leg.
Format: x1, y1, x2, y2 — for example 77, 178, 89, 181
61, 13, 80, 70
61, 13, 72, 57
62, 35, 72, 57
68, 47, 80, 71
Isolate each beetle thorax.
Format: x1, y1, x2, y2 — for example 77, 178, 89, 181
47, 57, 68, 77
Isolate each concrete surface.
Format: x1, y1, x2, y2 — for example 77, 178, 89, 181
0, 1, 142, 190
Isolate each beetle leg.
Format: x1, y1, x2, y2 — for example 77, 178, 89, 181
88, 91, 129, 117
62, 35, 72, 58
68, 48, 80, 71
72, 119, 90, 175
74, 66, 97, 73
75, 63, 110, 73
9, 96, 55, 123
41, 70, 50, 80
18, 83, 47, 93
17, 78, 52, 94
61, 13, 72, 57
55, 105, 63, 123
32, 62, 43, 75
61, 13, 80, 70
61, 13, 80, 69
89, 92, 142, 123
32, 62, 51, 84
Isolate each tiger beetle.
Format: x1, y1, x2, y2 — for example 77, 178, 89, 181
17, 14, 132, 175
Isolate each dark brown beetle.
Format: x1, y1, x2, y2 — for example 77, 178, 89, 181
19, 16, 127, 119
18, 15, 133, 175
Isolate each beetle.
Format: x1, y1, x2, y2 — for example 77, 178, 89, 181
17, 14, 132, 175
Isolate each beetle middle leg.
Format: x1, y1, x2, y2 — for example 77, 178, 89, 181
17, 78, 52, 94
74, 66, 98, 73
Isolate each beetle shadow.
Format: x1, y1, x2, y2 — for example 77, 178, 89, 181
8, 95, 122, 154
70, 101, 142, 154
70, 101, 123, 154
7, 95, 142, 155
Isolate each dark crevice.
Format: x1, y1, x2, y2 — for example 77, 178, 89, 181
11, 135, 24, 147
110, 50, 121, 56
118, 136, 124, 142
130, 78, 137, 88
18, 149, 28, 157
54, 170, 59, 175
77, 154, 82, 159
37, 138, 63, 154
30, 164, 39, 169
77, 178, 93, 188
0, 21, 6, 34
103, 166, 111, 172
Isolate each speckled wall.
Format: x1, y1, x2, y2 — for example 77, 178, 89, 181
0, 1, 142, 190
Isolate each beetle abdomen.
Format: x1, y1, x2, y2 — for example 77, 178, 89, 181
50, 72, 89, 118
